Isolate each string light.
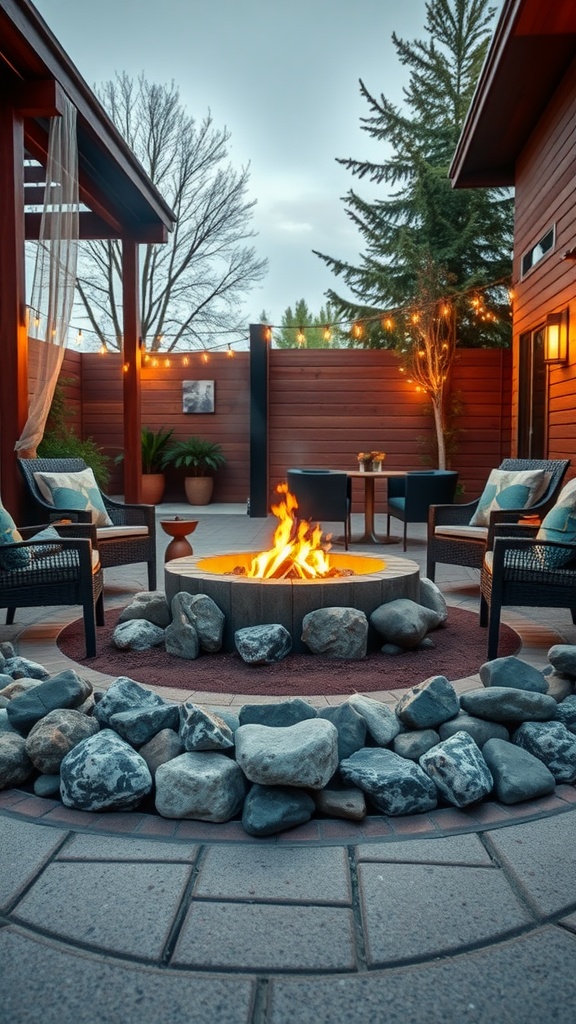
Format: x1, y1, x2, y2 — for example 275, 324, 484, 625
323, 326, 332, 342
296, 328, 306, 347
76, 329, 83, 345
99, 342, 107, 355
227, 343, 234, 358
264, 325, 272, 343
201, 351, 209, 363
122, 362, 129, 373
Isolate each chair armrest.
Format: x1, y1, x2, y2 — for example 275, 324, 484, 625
100, 495, 156, 530
0, 535, 95, 576
490, 535, 576, 574
429, 499, 479, 527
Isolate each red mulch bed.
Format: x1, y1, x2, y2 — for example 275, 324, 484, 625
57, 607, 521, 697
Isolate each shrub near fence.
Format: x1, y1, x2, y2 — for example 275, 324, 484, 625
51, 344, 512, 510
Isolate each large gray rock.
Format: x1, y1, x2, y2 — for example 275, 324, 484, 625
3, 656, 49, 680
393, 729, 440, 761
347, 694, 401, 746
555, 695, 576, 734
419, 732, 494, 808
339, 747, 437, 815
155, 752, 246, 821
318, 704, 367, 760
513, 721, 576, 783
418, 578, 448, 623
112, 619, 165, 651
395, 675, 460, 729
0, 677, 42, 700
171, 592, 225, 653
92, 676, 167, 727
0, 709, 19, 734
179, 702, 234, 751
6, 670, 93, 734
238, 699, 317, 728
0, 732, 35, 788
547, 644, 576, 678
109, 703, 179, 747
25, 708, 100, 774
164, 612, 200, 660
438, 711, 509, 746
235, 719, 338, 789
460, 687, 557, 723
242, 784, 315, 836
482, 738, 556, 804
138, 728, 184, 778
301, 607, 368, 659
370, 599, 443, 649
60, 730, 152, 811
479, 656, 548, 694
118, 590, 171, 628
312, 783, 367, 821
234, 624, 292, 664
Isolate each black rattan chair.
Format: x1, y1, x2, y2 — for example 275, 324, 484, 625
426, 459, 570, 581
287, 469, 351, 548
19, 458, 157, 589
0, 522, 104, 657
479, 524, 576, 659
386, 470, 459, 550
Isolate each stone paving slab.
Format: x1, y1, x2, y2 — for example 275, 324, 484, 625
11, 861, 192, 960
0, 817, 67, 911
485, 813, 576, 916
0, 927, 255, 1024
172, 901, 357, 971
356, 833, 493, 865
267, 926, 576, 1024
56, 833, 198, 862
195, 844, 352, 904
357, 861, 532, 966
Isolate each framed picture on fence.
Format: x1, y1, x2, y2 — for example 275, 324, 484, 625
182, 380, 215, 413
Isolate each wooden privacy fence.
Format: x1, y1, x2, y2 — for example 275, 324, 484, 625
53, 344, 512, 512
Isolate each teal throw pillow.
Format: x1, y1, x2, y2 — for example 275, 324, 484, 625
536, 478, 576, 567
33, 468, 113, 527
470, 468, 550, 527
0, 501, 30, 570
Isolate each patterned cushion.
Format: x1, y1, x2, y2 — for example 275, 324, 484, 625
33, 469, 113, 527
535, 478, 576, 567
469, 469, 551, 527
0, 501, 30, 570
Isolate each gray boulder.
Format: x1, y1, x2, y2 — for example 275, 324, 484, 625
3, 656, 49, 680
34, 774, 61, 798
438, 711, 509, 746
242, 784, 315, 836
393, 729, 440, 761
171, 592, 225, 652
235, 719, 338, 789
547, 644, 576, 679
460, 687, 557, 723
348, 694, 401, 746
118, 590, 171, 628
418, 578, 448, 623
312, 783, 367, 821
92, 676, 167, 727
234, 624, 292, 664
340, 747, 437, 816
25, 708, 100, 774
318, 704, 367, 760
513, 721, 576, 783
155, 752, 246, 821
138, 729, 184, 778
370, 599, 442, 649
395, 675, 460, 729
555, 695, 576, 733
238, 699, 317, 728
301, 607, 368, 659
0, 677, 41, 700
420, 732, 494, 808
164, 611, 200, 660
109, 703, 179, 747
0, 732, 35, 788
112, 619, 165, 651
0, 709, 19, 734
479, 656, 548, 694
6, 670, 93, 734
482, 738, 556, 804
179, 702, 234, 751
60, 730, 152, 811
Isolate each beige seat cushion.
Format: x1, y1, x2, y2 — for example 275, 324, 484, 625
96, 526, 149, 541
434, 525, 488, 541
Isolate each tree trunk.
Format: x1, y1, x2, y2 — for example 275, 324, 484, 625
432, 397, 446, 469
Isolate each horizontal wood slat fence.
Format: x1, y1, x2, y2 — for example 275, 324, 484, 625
51, 344, 512, 512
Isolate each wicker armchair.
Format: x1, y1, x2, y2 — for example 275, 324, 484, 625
426, 458, 570, 581
19, 458, 157, 590
0, 522, 104, 657
479, 524, 576, 659
386, 470, 459, 550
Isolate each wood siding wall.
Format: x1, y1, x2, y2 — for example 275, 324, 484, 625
514, 53, 576, 477
67, 347, 512, 509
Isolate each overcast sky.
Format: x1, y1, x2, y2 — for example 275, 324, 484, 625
33, 0, 491, 334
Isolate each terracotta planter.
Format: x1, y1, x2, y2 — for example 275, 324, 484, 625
141, 473, 166, 505
184, 476, 214, 505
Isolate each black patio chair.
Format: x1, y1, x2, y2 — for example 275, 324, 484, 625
287, 469, 351, 548
386, 470, 459, 550
0, 522, 104, 658
426, 458, 570, 581
479, 523, 576, 659
19, 457, 157, 589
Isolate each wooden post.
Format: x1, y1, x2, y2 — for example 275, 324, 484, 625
0, 101, 29, 519
249, 323, 269, 517
121, 238, 142, 502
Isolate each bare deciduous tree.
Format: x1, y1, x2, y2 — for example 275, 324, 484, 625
76, 74, 267, 351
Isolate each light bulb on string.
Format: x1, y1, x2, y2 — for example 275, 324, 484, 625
99, 342, 108, 355
351, 322, 363, 340
201, 351, 209, 363
264, 325, 272, 343
227, 343, 234, 358
296, 328, 306, 347
76, 329, 83, 345
323, 326, 331, 343
182, 355, 190, 367
122, 362, 129, 373
382, 317, 394, 331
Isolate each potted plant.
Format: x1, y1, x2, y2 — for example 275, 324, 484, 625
164, 436, 226, 505
115, 426, 174, 504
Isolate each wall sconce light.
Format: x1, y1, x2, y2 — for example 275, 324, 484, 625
544, 309, 569, 364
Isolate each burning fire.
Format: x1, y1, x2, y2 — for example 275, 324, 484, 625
243, 483, 345, 580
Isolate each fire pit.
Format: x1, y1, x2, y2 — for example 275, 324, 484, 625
164, 483, 419, 652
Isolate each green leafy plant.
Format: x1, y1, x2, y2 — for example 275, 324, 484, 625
116, 426, 175, 473
165, 437, 226, 477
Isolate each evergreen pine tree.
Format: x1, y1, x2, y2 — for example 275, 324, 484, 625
274, 299, 347, 349
314, 0, 513, 348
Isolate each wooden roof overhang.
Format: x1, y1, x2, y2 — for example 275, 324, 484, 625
450, 0, 576, 188
0, 0, 176, 514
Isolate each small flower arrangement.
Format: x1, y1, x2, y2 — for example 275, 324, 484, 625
357, 450, 386, 470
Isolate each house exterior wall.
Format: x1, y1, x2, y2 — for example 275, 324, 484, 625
513, 52, 576, 475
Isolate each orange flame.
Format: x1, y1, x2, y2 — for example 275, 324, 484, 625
247, 483, 334, 579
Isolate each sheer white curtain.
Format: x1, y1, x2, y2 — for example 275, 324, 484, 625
16, 95, 79, 457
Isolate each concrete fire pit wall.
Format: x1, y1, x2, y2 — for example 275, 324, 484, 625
164, 552, 420, 653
